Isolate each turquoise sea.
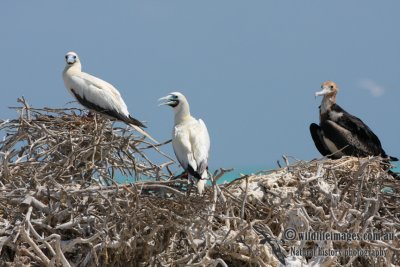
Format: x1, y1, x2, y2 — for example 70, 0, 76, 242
114, 166, 265, 185
219, 162, 400, 184
115, 162, 400, 185
214, 167, 271, 184
392, 162, 400, 172
212, 161, 400, 184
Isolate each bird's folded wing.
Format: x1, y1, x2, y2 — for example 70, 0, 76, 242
79, 72, 124, 101
332, 105, 383, 155
70, 75, 128, 116
309, 123, 333, 157
322, 119, 381, 158
189, 119, 210, 175
69, 75, 157, 143
173, 126, 197, 171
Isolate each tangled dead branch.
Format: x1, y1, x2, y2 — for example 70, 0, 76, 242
0, 99, 399, 266
226, 157, 400, 266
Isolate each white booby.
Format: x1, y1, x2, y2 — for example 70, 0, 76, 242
159, 92, 210, 194
310, 80, 398, 162
62, 51, 157, 143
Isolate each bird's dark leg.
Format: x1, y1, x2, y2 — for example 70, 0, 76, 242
186, 183, 193, 196
86, 111, 95, 118
186, 175, 197, 196
81, 111, 96, 124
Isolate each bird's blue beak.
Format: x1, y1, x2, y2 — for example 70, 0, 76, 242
66, 55, 76, 64
158, 95, 175, 106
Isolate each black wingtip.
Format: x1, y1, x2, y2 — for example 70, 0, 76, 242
128, 115, 147, 128
309, 123, 332, 157
187, 165, 202, 181
389, 156, 399, 162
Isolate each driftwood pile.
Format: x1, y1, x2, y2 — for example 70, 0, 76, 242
0, 99, 399, 266
227, 157, 400, 266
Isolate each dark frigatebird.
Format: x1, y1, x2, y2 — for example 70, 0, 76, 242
310, 81, 398, 165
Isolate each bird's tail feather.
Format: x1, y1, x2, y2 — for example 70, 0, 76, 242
130, 124, 158, 144
187, 165, 202, 180
196, 179, 207, 195
187, 165, 208, 194
127, 115, 147, 128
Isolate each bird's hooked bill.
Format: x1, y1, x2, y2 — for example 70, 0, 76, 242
315, 87, 330, 97
158, 95, 175, 106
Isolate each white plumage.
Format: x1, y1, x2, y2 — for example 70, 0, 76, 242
159, 92, 210, 194
62, 51, 157, 142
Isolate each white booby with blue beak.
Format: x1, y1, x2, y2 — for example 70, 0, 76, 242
159, 92, 210, 194
63, 51, 157, 143
310, 80, 397, 162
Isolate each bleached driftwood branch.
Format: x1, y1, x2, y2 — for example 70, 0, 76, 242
0, 99, 399, 266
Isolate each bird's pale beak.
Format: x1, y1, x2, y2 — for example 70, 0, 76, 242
315, 87, 331, 97
158, 95, 175, 106
66, 55, 76, 64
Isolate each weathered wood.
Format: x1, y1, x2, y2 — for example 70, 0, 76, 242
0, 100, 399, 266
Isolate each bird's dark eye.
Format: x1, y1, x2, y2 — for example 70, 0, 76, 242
73, 56, 77, 59
172, 95, 178, 99
330, 86, 334, 89
65, 55, 68, 59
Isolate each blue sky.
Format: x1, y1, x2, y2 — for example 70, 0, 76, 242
1, 1, 399, 170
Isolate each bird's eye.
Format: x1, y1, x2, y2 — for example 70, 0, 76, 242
172, 95, 178, 99
65, 55, 68, 59
73, 56, 77, 59
330, 86, 334, 89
